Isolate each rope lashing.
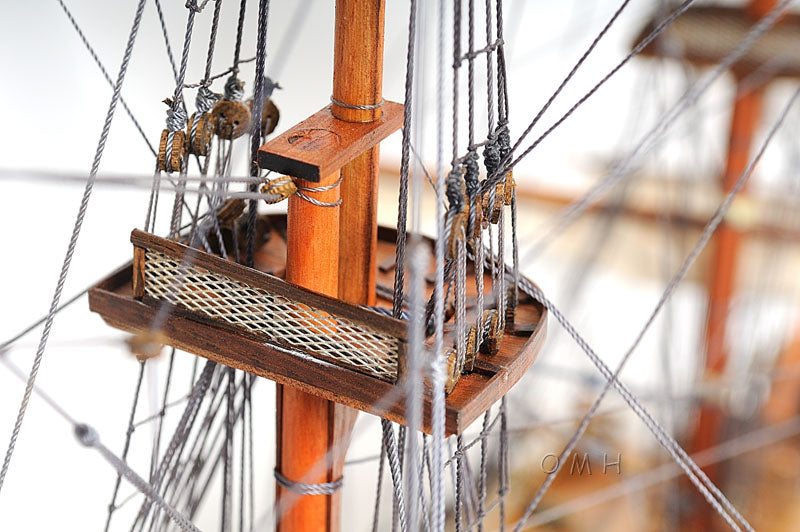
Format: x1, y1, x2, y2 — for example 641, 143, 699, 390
274, 469, 343, 495
330, 95, 385, 110
446, 168, 468, 260
463, 151, 482, 237
497, 126, 515, 206
224, 75, 245, 101
195, 86, 220, 113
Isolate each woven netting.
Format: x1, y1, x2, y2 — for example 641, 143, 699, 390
144, 250, 400, 381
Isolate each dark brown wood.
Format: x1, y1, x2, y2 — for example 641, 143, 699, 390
132, 246, 145, 299
89, 228, 548, 436
257, 102, 403, 182
130, 229, 407, 341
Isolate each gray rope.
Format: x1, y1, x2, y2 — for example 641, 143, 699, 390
392, 0, 418, 319
0, 286, 89, 351
382, 420, 408, 532
273, 469, 343, 495
516, 83, 800, 532
484, 0, 694, 194
0, 0, 149, 495
518, 0, 790, 271
154, 0, 179, 81
0, 351, 198, 531
104, 361, 147, 532
507, 0, 632, 164
431, 1, 448, 529
74, 424, 201, 532
55, 0, 156, 158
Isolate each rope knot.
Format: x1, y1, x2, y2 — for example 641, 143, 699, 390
463, 151, 480, 197
185, 0, 202, 12
74, 423, 99, 447
483, 139, 501, 177
166, 105, 188, 132
446, 168, 464, 215
224, 75, 245, 101
259, 76, 282, 100
497, 126, 511, 159
195, 86, 220, 114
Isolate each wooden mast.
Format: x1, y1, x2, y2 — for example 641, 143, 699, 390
276, 1, 386, 531
686, 1, 775, 528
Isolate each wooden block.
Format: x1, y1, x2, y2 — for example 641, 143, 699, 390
132, 246, 145, 299
257, 101, 403, 182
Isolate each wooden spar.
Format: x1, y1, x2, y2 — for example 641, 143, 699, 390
275, 2, 386, 531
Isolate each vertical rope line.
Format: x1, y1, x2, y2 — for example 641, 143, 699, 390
455, 239, 467, 370
498, 396, 509, 531
203, 0, 224, 83
0, 0, 149, 495
406, 241, 430, 532
382, 420, 408, 532
231, 0, 248, 74
393, 0, 418, 318
222, 367, 235, 532
476, 411, 490, 531
484, 0, 494, 133
454, 435, 465, 532
104, 360, 147, 532
497, 201, 506, 329
168, 6, 198, 237
248, 0, 271, 267
495, 0, 508, 125
371, 432, 388, 532
431, 0, 449, 530
247, 375, 255, 532
147, 348, 177, 532
238, 374, 246, 532
467, 0, 475, 147
452, 0, 461, 164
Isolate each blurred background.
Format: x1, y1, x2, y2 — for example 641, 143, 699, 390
2, 0, 800, 530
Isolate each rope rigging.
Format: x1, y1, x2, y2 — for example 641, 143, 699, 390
6, 1, 800, 531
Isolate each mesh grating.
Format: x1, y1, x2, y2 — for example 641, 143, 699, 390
144, 250, 400, 381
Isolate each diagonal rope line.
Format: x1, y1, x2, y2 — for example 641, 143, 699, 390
513, 84, 800, 532
55, 0, 156, 158
0, 0, 149, 495
517, 0, 791, 261
522, 416, 800, 529
479, 0, 695, 196
508, 0, 634, 158
0, 352, 199, 532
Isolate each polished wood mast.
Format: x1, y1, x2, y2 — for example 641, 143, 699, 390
276, 1, 386, 530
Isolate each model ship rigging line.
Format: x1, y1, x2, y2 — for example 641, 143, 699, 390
2, 0, 800, 530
